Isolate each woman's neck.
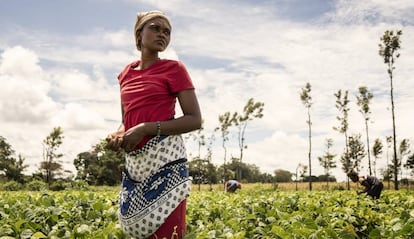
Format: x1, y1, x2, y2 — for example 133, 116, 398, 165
138, 52, 160, 70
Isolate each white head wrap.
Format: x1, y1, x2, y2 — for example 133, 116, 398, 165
134, 10, 171, 51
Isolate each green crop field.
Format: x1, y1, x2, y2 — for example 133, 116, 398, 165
1, 185, 413, 239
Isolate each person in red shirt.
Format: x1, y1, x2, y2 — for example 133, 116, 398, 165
106, 10, 202, 239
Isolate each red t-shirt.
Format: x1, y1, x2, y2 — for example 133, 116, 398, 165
118, 59, 194, 148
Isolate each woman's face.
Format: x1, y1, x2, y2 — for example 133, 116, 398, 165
138, 17, 171, 52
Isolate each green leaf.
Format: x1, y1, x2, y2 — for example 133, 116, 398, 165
31, 232, 47, 239
368, 228, 381, 239
14, 219, 26, 231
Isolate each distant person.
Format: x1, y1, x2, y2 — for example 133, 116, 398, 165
347, 170, 384, 200
226, 180, 242, 193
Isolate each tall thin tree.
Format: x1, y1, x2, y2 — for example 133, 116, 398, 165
333, 90, 351, 189
356, 86, 374, 175
385, 136, 393, 189
295, 163, 308, 191
346, 134, 366, 173
379, 29, 402, 190
318, 138, 336, 188
216, 112, 235, 189
232, 98, 264, 180
185, 120, 205, 159
398, 139, 410, 183
300, 82, 313, 191
372, 138, 383, 178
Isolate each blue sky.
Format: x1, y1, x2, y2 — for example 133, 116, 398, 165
1, 0, 414, 181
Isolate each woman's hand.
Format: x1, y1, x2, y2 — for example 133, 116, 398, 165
121, 123, 146, 152
105, 131, 125, 151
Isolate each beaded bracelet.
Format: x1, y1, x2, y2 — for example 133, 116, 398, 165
156, 121, 161, 136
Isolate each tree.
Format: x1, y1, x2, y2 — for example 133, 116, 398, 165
295, 163, 308, 191
339, 134, 365, 190
379, 29, 402, 190
372, 138, 383, 177
300, 82, 313, 191
405, 153, 414, 179
386, 139, 410, 187
356, 86, 374, 175
318, 138, 336, 188
273, 169, 293, 183
346, 134, 366, 172
189, 157, 210, 190
74, 140, 124, 185
333, 89, 350, 188
398, 139, 410, 182
185, 120, 205, 159
385, 136, 393, 189
216, 112, 235, 186
204, 132, 217, 190
0, 136, 27, 183
40, 127, 64, 188
232, 98, 264, 180
217, 158, 266, 183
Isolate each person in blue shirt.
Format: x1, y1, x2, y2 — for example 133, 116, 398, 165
347, 170, 384, 200
226, 180, 242, 193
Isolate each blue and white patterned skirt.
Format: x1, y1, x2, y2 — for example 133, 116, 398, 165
118, 135, 191, 239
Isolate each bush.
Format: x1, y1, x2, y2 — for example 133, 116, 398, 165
50, 181, 68, 191
332, 185, 345, 191
71, 180, 90, 190
26, 180, 47, 191
2, 181, 23, 191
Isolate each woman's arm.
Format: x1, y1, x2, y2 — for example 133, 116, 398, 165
121, 89, 202, 152
106, 103, 126, 151
160, 89, 202, 134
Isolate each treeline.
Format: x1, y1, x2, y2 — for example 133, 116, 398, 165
1, 129, 335, 190
0, 97, 270, 190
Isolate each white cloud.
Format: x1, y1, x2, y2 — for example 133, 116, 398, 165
0, 45, 121, 174
1, 0, 413, 181
0, 46, 58, 123
51, 103, 106, 130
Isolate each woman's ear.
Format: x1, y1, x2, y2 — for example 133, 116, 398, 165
136, 30, 142, 50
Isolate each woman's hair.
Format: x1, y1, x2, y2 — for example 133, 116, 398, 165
347, 170, 359, 182
134, 10, 171, 51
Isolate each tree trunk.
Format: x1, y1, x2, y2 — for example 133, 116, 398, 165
307, 108, 312, 191
390, 69, 399, 190
365, 120, 372, 175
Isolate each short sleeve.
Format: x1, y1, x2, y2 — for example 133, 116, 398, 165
167, 61, 194, 93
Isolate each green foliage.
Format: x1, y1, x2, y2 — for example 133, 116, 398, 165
189, 157, 218, 185
74, 140, 124, 186
0, 136, 28, 183
49, 181, 69, 191
40, 127, 65, 188
0, 188, 413, 238
186, 189, 414, 239
0, 190, 125, 238
25, 180, 47, 191
2, 180, 23, 191
71, 180, 90, 190
273, 169, 293, 182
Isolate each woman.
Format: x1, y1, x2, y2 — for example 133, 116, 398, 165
106, 10, 202, 239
